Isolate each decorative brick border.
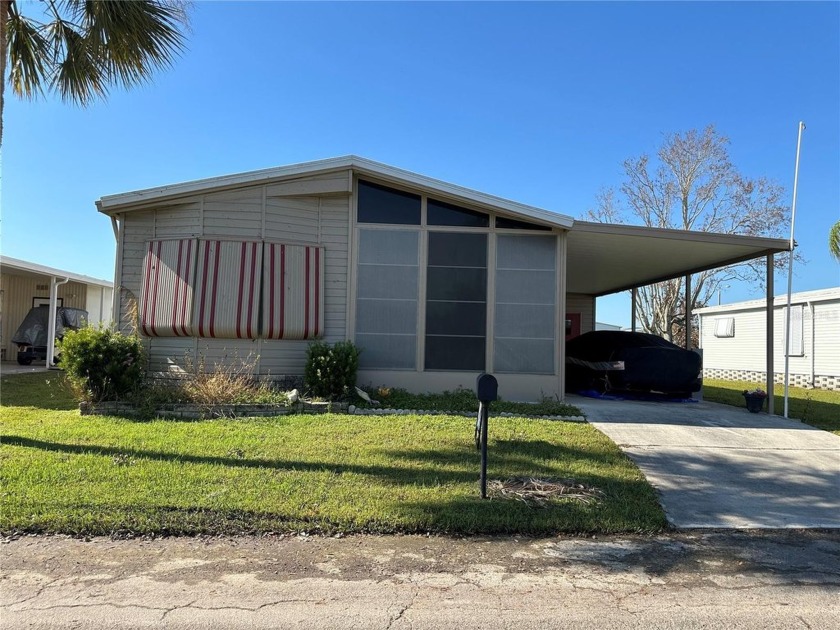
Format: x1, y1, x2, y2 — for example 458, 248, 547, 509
703, 368, 839, 391
80, 400, 348, 419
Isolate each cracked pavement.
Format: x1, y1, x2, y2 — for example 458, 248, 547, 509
2, 531, 838, 629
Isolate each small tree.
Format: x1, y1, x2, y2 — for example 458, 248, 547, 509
586, 126, 794, 342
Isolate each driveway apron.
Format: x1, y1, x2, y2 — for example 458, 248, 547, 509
569, 396, 840, 529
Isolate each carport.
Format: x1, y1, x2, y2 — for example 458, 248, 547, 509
564, 222, 790, 412
0, 256, 113, 368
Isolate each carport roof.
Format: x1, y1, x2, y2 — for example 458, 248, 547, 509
566, 222, 790, 296
0, 256, 113, 288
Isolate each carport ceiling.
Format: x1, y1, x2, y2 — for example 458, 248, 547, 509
566, 222, 790, 296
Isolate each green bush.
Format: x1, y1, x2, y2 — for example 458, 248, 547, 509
58, 327, 145, 402
304, 340, 360, 400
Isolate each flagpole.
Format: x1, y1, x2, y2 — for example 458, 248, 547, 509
783, 121, 805, 418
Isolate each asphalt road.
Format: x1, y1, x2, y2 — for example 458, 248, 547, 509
2, 531, 838, 629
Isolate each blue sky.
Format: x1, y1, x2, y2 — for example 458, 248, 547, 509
3, 1, 839, 326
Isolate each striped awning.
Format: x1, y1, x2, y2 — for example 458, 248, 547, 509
140, 239, 197, 337
262, 242, 325, 340
193, 240, 262, 339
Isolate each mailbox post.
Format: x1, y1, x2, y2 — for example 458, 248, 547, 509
475, 373, 498, 499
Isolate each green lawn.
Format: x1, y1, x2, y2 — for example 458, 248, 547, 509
0, 372, 665, 536
703, 378, 840, 435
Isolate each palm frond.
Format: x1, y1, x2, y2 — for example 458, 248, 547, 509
6, 2, 51, 99
830, 220, 840, 263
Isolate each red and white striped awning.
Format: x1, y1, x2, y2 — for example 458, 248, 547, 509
194, 240, 262, 339
262, 243, 324, 340
140, 239, 197, 337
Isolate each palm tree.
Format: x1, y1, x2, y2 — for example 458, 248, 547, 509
1, 0, 188, 145
830, 220, 840, 262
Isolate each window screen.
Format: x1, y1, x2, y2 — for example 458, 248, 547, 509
494, 235, 556, 374
425, 232, 487, 371
714, 317, 735, 338
357, 180, 421, 225
355, 229, 419, 369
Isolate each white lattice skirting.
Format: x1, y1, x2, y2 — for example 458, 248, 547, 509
703, 368, 840, 391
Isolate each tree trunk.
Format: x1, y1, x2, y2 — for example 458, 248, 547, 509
0, 0, 9, 146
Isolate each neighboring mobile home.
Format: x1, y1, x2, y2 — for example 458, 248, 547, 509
0, 256, 114, 364
697, 288, 840, 390
96, 156, 789, 400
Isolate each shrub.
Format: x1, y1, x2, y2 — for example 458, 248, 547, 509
304, 340, 360, 400
58, 327, 145, 402
179, 354, 288, 406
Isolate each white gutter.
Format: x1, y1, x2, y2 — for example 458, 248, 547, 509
46, 276, 70, 368
110, 216, 124, 328
808, 301, 815, 387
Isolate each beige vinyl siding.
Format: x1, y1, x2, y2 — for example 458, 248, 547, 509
117, 172, 351, 376
566, 293, 595, 334
0, 274, 88, 360
699, 299, 840, 380
84, 285, 114, 325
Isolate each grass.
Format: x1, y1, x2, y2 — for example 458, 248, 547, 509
0, 372, 665, 537
361, 386, 582, 417
703, 378, 840, 435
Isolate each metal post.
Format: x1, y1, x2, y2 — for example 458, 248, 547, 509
631, 288, 637, 332
479, 402, 488, 499
784, 121, 805, 419
684, 274, 692, 350
766, 255, 775, 416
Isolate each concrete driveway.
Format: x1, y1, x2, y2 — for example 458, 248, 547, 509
569, 395, 840, 529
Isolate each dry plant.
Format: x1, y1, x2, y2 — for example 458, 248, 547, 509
488, 477, 603, 508
179, 353, 287, 407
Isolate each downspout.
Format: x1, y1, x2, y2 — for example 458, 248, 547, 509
47, 276, 71, 368
110, 215, 124, 327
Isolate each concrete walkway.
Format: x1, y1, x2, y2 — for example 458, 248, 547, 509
570, 395, 840, 529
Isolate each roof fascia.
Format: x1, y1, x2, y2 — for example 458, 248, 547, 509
696, 288, 840, 314
573, 220, 791, 251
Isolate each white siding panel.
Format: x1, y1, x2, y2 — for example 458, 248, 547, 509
265, 197, 319, 244
813, 301, 840, 375
119, 211, 155, 334
155, 202, 201, 238
203, 189, 262, 238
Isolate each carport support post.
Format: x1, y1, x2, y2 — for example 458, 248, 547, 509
631, 288, 637, 332
766, 255, 775, 415
684, 275, 692, 350
46, 276, 70, 368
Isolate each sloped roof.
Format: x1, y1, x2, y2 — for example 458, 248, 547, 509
96, 155, 574, 229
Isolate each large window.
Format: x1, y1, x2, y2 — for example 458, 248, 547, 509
357, 180, 421, 225
355, 229, 419, 369
493, 235, 556, 373
425, 232, 487, 371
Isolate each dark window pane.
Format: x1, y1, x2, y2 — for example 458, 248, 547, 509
428, 232, 487, 267
358, 180, 421, 225
428, 199, 489, 227
426, 301, 486, 336
425, 336, 485, 371
495, 216, 552, 231
427, 267, 487, 301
